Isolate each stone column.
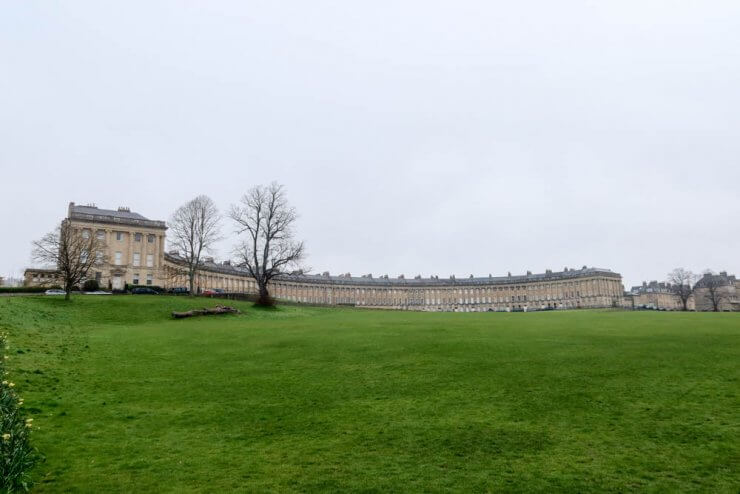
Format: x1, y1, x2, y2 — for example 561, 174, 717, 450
127, 232, 134, 284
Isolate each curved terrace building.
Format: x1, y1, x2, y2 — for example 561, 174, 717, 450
25, 203, 625, 312
164, 253, 624, 312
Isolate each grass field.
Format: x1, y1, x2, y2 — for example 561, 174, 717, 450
0, 295, 738, 492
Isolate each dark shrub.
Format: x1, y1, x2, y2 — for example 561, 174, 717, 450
82, 279, 100, 292
125, 284, 165, 293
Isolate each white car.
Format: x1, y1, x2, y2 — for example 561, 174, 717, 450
44, 289, 67, 296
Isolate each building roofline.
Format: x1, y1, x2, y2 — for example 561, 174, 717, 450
24, 267, 60, 274
164, 253, 621, 286
68, 210, 167, 230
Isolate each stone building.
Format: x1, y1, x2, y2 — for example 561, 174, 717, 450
26, 202, 626, 311
165, 252, 624, 312
23, 268, 64, 288
25, 203, 167, 290
622, 281, 693, 311
693, 271, 739, 312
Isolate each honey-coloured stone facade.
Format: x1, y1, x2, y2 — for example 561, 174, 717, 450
25, 203, 167, 290
26, 202, 627, 311
164, 253, 624, 312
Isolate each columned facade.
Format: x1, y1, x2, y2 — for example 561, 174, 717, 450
164, 254, 624, 312
24, 203, 626, 311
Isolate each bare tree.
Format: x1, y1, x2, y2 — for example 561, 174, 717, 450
169, 195, 221, 295
698, 271, 727, 312
229, 182, 305, 306
32, 220, 107, 301
667, 268, 696, 311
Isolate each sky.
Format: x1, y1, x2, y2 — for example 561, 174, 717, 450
1, 1, 739, 289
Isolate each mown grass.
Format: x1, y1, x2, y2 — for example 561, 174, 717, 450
0, 295, 737, 492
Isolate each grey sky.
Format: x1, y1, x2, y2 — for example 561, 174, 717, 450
2, 1, 739, 289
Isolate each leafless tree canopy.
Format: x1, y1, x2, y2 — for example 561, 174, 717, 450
667, 268, 696, 311
169, 195, 221, 295
32, 220, 107, 300
230, 182, 305, 305
699, 271, 727, 312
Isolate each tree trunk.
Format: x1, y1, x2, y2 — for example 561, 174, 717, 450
189, 272, 195, 297
256, 283, 273, 307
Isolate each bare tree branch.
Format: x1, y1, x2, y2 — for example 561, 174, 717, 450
169, 195, 221, 295
697, 271, 728, 312
667, 268, 696, 311
32, 220, 108, 300
229, 182, 306, 306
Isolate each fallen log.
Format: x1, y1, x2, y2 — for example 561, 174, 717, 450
172, 305, 241, 319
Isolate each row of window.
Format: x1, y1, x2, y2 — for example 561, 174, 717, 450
82, 229, 157, 243
113, 252, 154, 267
132, 273, 154, 285
86, 272, 154, 285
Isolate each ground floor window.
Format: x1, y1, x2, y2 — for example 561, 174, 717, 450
133, 273, 140, 285
146, 274, 153, 285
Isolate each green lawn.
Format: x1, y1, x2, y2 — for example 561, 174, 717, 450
0, 296, 738, 492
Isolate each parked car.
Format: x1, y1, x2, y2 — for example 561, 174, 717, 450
45, 289, 67, 296
202, 288, 224, 296
131, 287, 159, 295
169, 287, 190, 295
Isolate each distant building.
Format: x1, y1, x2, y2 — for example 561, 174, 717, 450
23, 268, 63, 288
693, 271, 739, 312
25, 202, 626, 311
623, 280, 693, 311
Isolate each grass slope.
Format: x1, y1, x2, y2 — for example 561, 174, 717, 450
0, 296, 738, 492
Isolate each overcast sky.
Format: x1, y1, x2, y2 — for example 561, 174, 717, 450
2, 1, 739, 288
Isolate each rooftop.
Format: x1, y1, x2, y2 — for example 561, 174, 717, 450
164, 253, 620, 286
68, 202, 167, 229
694, 271, 737, 288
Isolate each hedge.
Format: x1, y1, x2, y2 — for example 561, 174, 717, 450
0, 287, 50, 294
124, 284, 165, 293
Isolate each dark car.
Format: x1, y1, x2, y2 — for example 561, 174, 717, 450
131, 287, 159, 295
169, 287, 190, 295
